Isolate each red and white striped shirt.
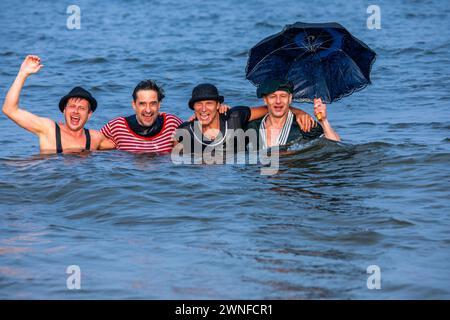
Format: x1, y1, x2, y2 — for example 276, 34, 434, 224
101, 113, 182, 153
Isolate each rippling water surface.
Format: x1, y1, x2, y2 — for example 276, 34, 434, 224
0, 0, 449, 299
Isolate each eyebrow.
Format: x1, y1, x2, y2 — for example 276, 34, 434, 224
139, 101, 158, 104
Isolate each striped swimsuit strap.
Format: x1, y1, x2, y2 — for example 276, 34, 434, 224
191, 121, 229, 147
259, 111, 294, 149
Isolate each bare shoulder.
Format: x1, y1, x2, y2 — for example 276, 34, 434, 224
89, 128, 116, 150
88, 129, 106, 140
39, 117, 58, 136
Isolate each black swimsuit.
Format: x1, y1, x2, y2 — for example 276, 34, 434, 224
176, 106, 252, 153
55, 122, 91, 154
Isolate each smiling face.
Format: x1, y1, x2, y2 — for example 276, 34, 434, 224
63, 97, 92, 131
193, 100, 220, 127
132, 89, 161, 127
263, 90, 292, 119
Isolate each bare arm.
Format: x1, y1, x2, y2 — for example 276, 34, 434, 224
249, 105, 267, 121
249, 105, 316, 133
188, 104, 267, 122
2, 55, 52, 135
314, 98, 341, 142
289, 106, 316, 133
98, 133, 116, 150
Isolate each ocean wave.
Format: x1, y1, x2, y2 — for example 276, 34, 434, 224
66, 57, 109, 64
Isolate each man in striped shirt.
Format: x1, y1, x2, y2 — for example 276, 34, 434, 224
101, 80, 182, 153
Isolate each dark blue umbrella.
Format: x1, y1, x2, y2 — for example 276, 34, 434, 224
246, 21, 376, 108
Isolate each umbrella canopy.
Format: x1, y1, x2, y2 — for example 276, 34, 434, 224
246, 21, 376, 104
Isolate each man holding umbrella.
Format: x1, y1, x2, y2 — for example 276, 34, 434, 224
246, 79, 340, 150
245, 22, 376, 150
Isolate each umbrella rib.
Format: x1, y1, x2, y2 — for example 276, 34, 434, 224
316, 45, 331, 50
291, 49, 310, 63
297, 37, 334, 53
312, 32, 333, 58
247, 24, 375, 102
315, 38, 334, 48
248, 42, 299, 77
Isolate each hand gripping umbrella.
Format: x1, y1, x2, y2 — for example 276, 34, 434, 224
246, 21, 376, 120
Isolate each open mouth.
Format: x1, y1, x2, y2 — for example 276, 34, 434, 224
142, 113, 154, 122
199, 113, 210, 121
70, 115, 81, 126
273, 106, 284, 112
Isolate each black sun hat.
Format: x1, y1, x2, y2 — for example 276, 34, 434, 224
188, 83, 224, 109
59, 86, 97, 112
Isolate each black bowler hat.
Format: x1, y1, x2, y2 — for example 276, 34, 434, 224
59, 86, 97, 112
256, 79, 294, 98
188, 83, 224, 109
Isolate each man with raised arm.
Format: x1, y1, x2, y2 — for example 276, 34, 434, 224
2, 55, 114, 154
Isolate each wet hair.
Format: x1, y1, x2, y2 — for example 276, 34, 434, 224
132, 80, 165, 102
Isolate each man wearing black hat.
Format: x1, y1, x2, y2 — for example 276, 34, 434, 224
2, 55, 113, 153
174, 83, 315, 154
246, 79, 340, 150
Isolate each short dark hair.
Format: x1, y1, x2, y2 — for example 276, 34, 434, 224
132, 80, 165, 102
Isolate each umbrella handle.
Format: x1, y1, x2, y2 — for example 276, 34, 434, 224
316, 112, 323, 121
314, 98, 322, 121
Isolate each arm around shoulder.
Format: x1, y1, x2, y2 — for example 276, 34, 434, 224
98, 132, 116, 150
